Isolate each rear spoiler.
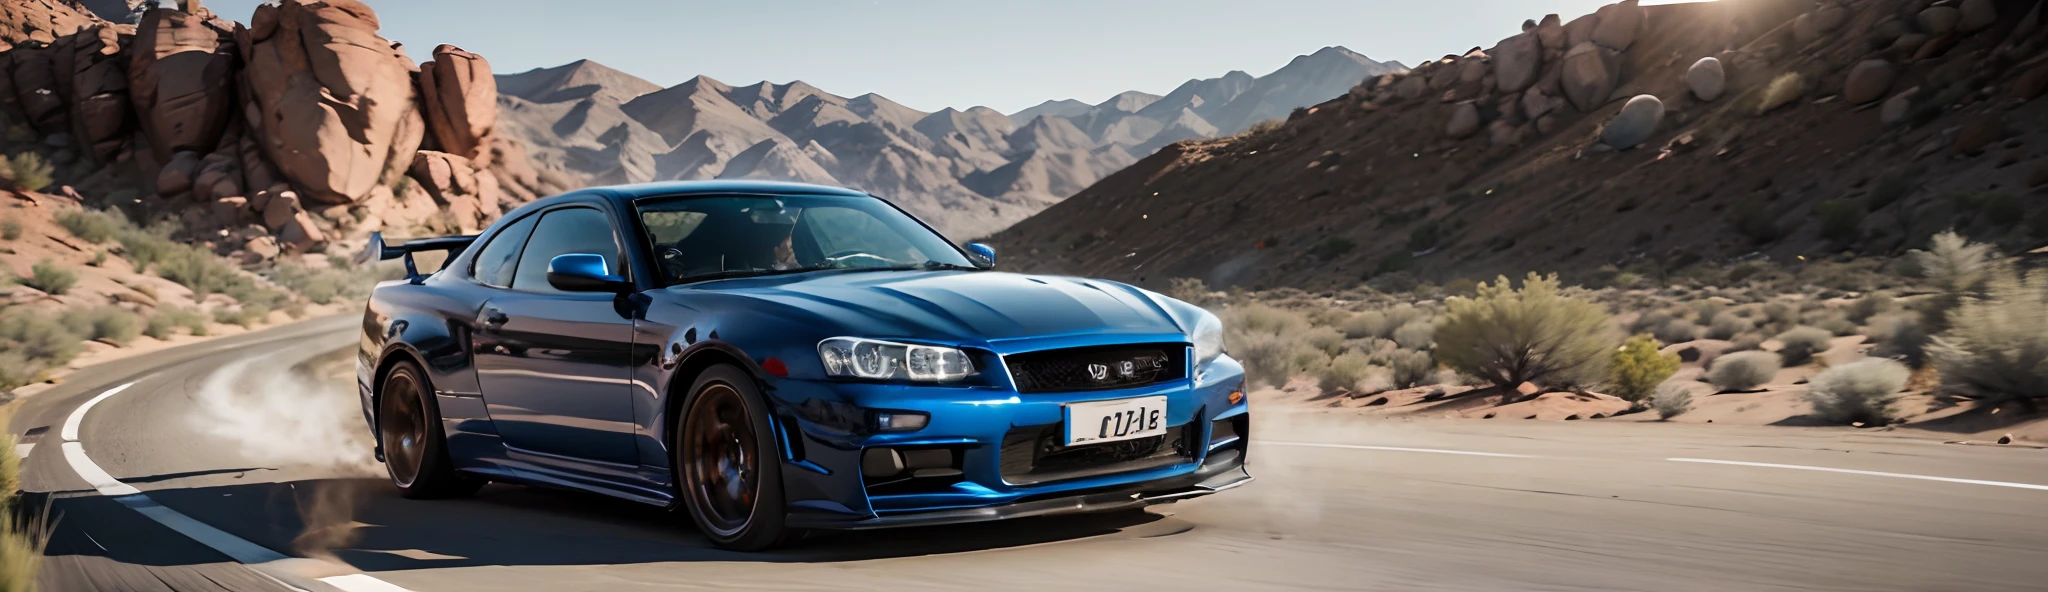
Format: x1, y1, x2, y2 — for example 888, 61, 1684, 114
355, 231, 478, 282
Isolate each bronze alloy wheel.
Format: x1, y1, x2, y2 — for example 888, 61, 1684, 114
683, 382, 760, 538
675, 364, 796, 550
380, 367, 429, 489
378, 360, 483, 499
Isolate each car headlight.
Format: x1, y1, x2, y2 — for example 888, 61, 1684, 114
1191, 313, 1225, 366
818, 337, 975, 382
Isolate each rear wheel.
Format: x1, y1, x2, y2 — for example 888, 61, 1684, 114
676, 364, 799, 550
379, 360, 484, 499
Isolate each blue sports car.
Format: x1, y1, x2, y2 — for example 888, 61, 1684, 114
355, 181, 1251, 550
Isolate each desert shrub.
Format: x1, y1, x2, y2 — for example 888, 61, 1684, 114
0, 351, 39, 391
1804, 358, 1909, 424
1848, 291, 1894, 324
1728, 333, 1765, 352
1318, 351, 1373, 394
1225, 302, 1308, 337
1391, 319, 1435, 350
1380, 349, 1437, 389
1911, 231, 1998, 332
0, 307, 85, 382
0, 217, 18, 241
1628, 310, 1676, 336
1, 152, 53, 192
1707, 314, 1755, 340
1761, 301, 1799, 333
1408, 220, 1442, 252
1707, 351, 1781, 391
12, 259, 76, 295
1436, 273, 1617, 389
1651, 382, 1694, 419
1243, 118, 1285, 137
1303, 325, 1346, 355
154, 246, 249, 298
1693, 300, 1727, 326
1340, 310, 1390, 339
1815, 316, 1857, 337
0, 403, 49, 587
212, 303, 270, 328
1442, 277, 1478, 297
1167, 278, 1213, 306
1610, 334, 1680, 402
1928, 269, 2048, 403
1313, 237, 1355, 260
1653, 319, 1701, 344
61, 306, 140, 345
55, 208, 126, 244
1775, 326, 1834, 365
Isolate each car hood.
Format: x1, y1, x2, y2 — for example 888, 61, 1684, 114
680, 270, 1192, 345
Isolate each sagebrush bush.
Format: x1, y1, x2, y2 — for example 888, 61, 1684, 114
1610, 334, 1680, 402
61, 306, 140, 345
1805, 358, 1909, 424
1436, 274, 1617, 389
1912, 231, 1998, 333
55, 208, 126, 244
212, 304, 270, 328
1380, 349, 1437, 389
1928, 269, 2048, 403
1654, 319, 1701, 344
1849, 291, 1894, 324
0, 351, 41, 391
1707, 351, 1781, 391
1318, 351, 1373, 394
0, 217, 18, 241
1651, 382, 1694, 419
1776, 326, 1834, 365
1, 152, 53, 192
1707, 314, 1755, 340
13, 259, 76, 295
1391, 319, 1435, 350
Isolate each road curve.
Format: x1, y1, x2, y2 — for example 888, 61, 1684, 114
11, 316, 2048, 591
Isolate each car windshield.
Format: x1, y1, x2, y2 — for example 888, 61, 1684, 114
636, 194, 978, 286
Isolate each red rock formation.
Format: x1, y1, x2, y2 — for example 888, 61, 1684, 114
418, 44, 497, 163
128, 5, 237, 159
240, 0, 422, 207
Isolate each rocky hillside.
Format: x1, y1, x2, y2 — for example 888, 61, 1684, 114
990, 0, 2048, 293
492, 47, 1401, 239
0, 0, 563, 261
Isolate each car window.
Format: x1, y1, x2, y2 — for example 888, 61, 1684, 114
801, 207, 924, 263
636, 195, 972, 286
471, 213, 538, 288
511, 207, 625, 293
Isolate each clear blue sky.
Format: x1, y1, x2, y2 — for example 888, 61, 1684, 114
199, 0, 1639, 114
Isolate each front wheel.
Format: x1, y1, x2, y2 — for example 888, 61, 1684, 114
675, 364, 799, 550
379, 360, 483, 499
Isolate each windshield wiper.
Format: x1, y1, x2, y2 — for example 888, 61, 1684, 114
679, 268, 821, 284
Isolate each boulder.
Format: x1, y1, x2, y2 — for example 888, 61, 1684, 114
1591, 0, 1644, 51
128, 6, 237, 159
7, 44, 69, 135
1458, 50, 1489, 84
410, 150, 486, 232
1600, 94, 1664, 149
277, 210, 326, 252
1446, 102, 1482, 139
1687, 57, 1726, 101
1882, 87, 1921, 125
1487, 120, 1527, 147
1794, 13, 1821, 45
1814, 3, 1849, 32
1522, 87, 1563, 119
2018, 63, 2048, 100
240, 0, 425, 207
264, 190, 304, 233
1844, 60, 1896, 104
67, 25, 132, 164
1919, 6, 1961, 35
1537, 14, 1566, 50
417, 44, 498, 162
1960, 0, 1996, 33
1564, 12, 1601, 48
244, 235, 282, 261
1889, 33, 1931, 58
1395, 73, 1430, 100
157, 150, 200, 196
1561, 43, 1615, 112
1493, 32, 1543, 93
193, 151, 240, 201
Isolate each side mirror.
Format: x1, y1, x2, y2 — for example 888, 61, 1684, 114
547, 254, 631, 292
965, 243, 997, 268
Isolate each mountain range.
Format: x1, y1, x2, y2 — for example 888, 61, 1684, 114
493, 47, 1404, 238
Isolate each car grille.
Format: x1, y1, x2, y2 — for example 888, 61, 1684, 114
1003, 343, 1187, 393
999, 423, 1198, 486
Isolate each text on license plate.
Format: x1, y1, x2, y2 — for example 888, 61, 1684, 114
1064, 396, 1168, 446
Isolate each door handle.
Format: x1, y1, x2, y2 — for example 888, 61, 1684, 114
481, 308, 509, 330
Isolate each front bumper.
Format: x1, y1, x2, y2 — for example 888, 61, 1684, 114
767, 355, 1251, 530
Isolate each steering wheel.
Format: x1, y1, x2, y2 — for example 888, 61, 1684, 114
658, 246, 689, 276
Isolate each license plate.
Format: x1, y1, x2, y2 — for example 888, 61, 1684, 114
1064, 396, 1168, 446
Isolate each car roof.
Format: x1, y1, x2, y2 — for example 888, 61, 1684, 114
498, 181, 876, 221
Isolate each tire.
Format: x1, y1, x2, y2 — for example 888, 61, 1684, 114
379, 359, 484, 499
675, 364, 800, 550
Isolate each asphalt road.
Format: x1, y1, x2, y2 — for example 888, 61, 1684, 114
11, 316, 2048, 591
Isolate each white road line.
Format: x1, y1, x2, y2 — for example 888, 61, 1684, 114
1667, 458, 2048, 492
60, 379, 418, 592
60, 380, 134, 441
1261, 441, 1538, 458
